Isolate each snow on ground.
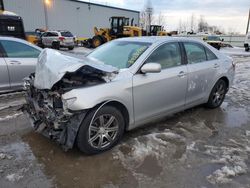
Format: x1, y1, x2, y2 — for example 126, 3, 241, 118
205, 138, 249, 184
0, 112, 23, 122
227, 56, 250, 105
221, 47, 250, 57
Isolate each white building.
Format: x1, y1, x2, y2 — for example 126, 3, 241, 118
3, 0, 140, 38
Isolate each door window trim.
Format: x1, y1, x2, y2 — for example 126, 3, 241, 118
181, 41, 208, 64
0, 42, 7, 57
136, 41, 186, 74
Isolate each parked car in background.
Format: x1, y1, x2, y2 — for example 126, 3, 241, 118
203, 35, 224, 50
37, 30, 75, 50
24, 37, 235, 154
244, 32, 250, 52
0, 37, 41, 93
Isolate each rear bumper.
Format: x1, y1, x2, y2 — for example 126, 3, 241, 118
60, 41, 74, 47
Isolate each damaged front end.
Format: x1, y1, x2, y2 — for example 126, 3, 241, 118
23, 49, 118, 151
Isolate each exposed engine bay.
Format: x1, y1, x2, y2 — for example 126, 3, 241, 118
23, 49, 118, 150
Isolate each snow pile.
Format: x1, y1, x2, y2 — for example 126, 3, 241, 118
0, 112, 23, 122
113, 129, 186, 171
227, 58, 250, 105
6, 173, 24, 182
205, 139, 249, 184
0, 153, 13, 160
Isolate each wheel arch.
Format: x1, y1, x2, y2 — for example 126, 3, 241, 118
219, 76, 229, 91
89, 100, 130, 131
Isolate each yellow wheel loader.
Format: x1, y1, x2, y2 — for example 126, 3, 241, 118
84, 17, 143, 48
148, 25, 171, 36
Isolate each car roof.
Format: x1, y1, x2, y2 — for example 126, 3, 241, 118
116, 36, 204, 44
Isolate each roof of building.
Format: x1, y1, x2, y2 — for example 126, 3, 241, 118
69, 0, 140, 13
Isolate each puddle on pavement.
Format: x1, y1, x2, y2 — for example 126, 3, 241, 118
22, 132, 137, 188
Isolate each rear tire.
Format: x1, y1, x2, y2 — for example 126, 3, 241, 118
205, 79, 227, 109
245, 47, 250, 52
68, 46, 74, 50
52, 41, 60, 50
77, 105, 125, 155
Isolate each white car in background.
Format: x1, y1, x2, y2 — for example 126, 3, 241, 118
244, 32, 250, 52
38, 30, 75, 50
0, 37, 41, 93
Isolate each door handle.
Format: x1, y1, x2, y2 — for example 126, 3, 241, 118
213, 63, 219, 68
178, 71, 186, 77
9, 60, 21, 65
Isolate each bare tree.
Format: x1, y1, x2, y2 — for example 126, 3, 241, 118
190, 13, 196, 32
198, 15, 208, 32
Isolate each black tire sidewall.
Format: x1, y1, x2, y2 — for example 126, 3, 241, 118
77, 105, 125, 155
206, 79, 227, 108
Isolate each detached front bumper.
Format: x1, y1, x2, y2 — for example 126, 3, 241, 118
23, 77, 87, 151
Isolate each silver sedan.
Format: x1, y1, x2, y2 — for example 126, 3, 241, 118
0, 37, 41, 93
24, 37, 235, 154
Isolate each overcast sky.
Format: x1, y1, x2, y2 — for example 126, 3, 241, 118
82, 0, 249, 34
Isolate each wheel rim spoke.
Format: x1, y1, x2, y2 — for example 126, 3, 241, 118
104, 116, 115, 127
99, 115, 105, 126
105, 134, 113, 142
98, 135, 104, 148
89, 133, 99, 143
105, 126, 118, 133
89, 125, 99, 132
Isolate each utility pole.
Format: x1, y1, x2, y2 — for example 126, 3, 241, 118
43, 0, 50, 30
246, 8, 250, 34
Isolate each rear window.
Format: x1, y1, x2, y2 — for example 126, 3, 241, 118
61, 31, 73, 37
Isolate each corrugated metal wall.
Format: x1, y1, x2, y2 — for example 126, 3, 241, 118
3, 0, 46, 31
3, 0, 139, 38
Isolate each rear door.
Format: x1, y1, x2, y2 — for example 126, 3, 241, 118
0, 44, 10, 91
0, 40, 40, 89
183, 42, 220, 105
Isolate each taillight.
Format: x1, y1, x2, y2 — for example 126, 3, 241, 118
59, 37, 65, 41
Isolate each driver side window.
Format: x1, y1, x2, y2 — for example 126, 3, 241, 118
145, 43, 182, 69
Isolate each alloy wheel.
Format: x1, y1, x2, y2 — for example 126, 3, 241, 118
88, 114, 119, 149
212, 82, 225, 106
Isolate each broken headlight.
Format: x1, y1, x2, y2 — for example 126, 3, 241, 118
62, 97, 77, 110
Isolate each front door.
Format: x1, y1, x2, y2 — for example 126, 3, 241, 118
133, 42, 188, 124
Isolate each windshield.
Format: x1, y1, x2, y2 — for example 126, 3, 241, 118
87, 41, 151, 69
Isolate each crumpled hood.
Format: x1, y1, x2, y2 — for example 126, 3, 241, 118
34, 49, 118, 89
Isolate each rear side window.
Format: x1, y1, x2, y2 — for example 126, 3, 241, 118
184, 43, 206, 64
0, 40, 40, 58
205, 47, 217, 61
145, 42, 182, 69
61, 31, 73, 37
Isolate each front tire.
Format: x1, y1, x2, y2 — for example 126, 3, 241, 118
205, 79, 227, 108
77, 105, 125, 155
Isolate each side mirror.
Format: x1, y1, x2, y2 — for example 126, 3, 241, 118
221, 38, 224, 42
141, 63, 161, 74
